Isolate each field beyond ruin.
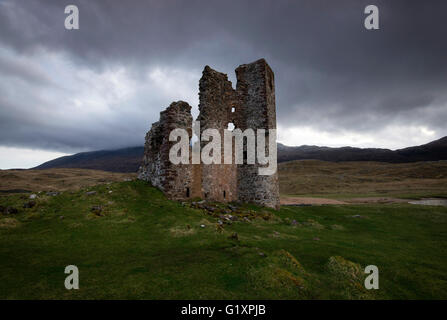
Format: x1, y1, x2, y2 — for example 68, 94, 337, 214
3, 160, 446, 200
279, 160, 447, 201
0, 160, 446, 299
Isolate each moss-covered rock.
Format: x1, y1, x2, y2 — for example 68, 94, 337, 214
327, 256, 375, 299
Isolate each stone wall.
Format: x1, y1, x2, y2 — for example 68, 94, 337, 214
138, 101, 193, 200
197, 66, 238, 202
138, 59, 280, 209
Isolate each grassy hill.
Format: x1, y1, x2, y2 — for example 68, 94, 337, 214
34, 147, 143, 173
1, 167, 447, 299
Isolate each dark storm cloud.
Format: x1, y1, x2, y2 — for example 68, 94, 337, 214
0, 0, 446, 152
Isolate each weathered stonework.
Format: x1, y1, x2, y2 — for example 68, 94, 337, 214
138, 59, 280, 209
235, 60, 280, 209
197, 66, 239, 203
138, 101, 193, 200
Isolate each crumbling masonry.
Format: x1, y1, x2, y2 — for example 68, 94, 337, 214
138, 59, 280, 209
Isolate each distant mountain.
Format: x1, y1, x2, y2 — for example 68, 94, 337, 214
34, 147, 144, 173
34, 136, 447, 173
278, 136, 447, 163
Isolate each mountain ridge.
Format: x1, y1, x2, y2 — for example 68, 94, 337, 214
34, 136, 447, 173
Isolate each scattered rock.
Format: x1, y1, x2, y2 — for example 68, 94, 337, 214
0, 217, 20, 228
229, 232, 239, 241
29, 194, 37, 199
108, 191, 113, 194
23, 200, 36, 209
221, 214, 237, 222
90, 205, 103, 216
262, 214, 271, 221
46, 191, 59, 197
3, 207, 19, 215
200, 224, 206, 228
86, 191, 97, 196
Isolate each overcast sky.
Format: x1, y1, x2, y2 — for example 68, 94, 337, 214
0, 0, 446, 169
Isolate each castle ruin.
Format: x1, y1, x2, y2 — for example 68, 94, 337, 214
138, 59, 280, 209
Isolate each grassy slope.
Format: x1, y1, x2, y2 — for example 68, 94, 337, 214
0, 168, 136, 193
1, 180, 446, 299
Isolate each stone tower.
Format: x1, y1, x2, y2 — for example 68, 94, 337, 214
235, 59, 280, 209
138, 59, 280, 209
197, 66, 238, 202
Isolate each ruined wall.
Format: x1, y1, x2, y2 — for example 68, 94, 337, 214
138, 101, 193, 200
138, 59, 280, 209
235, 59, 280, 209
197, 66, 238, 202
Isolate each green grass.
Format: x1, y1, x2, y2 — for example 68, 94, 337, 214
1, 180, 446, 299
